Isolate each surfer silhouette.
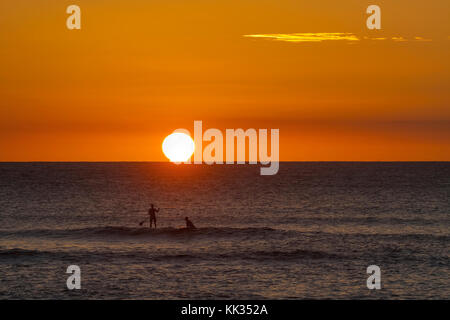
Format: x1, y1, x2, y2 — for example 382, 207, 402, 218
147, 204, 159, 229
185, 217, 196, 229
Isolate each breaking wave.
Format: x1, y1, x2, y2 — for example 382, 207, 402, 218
0, 226, 284, 239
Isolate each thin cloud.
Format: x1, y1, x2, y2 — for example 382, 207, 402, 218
392, 36, 407, 42
244, 33, 359, 43
414, 37, 432, 42
244, 33, 433, 43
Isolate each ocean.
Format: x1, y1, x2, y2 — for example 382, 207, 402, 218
0, 162, 448, 299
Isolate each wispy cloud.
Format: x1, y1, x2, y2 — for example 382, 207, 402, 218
414, 36, 432, 42
244, 33, 359, 43
392, 36, 407, 42
244, 33, 433, 43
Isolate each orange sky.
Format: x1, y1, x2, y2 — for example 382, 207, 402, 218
0, 0, 449, 161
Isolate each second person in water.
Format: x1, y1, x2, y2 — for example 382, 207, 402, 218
185, 217, 196, 229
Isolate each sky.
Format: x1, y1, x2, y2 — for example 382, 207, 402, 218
0, 0, 449, 161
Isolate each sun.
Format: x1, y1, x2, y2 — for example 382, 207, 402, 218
162, 132, 195, 162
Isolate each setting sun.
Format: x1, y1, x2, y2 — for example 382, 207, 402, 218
162, 132, 195, 162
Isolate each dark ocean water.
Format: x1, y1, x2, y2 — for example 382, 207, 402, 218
0, 162, 448, 299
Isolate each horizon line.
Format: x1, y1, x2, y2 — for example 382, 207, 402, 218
0, 161, 448, 163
